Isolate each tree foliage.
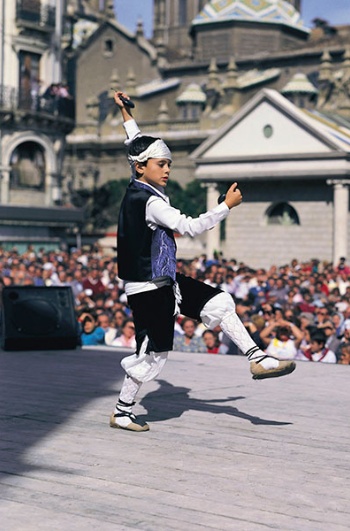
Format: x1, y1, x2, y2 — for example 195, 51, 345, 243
72, 178, 208, 232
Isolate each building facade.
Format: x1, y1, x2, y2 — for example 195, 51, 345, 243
64, 0, 350, 266
0, 0, 83, 251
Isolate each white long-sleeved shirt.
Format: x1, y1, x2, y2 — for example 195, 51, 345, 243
121, 119, 230, 296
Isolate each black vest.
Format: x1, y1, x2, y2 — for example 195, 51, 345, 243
117, 181, 176, 281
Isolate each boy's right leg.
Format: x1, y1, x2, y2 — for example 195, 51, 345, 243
177, 274, 295, 380
201, 293, 296, 380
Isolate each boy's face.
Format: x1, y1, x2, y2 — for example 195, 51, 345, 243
136, 158, 171, 188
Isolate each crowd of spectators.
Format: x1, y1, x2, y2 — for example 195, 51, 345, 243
1, 245, 350, 365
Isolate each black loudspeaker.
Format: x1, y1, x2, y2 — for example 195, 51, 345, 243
1, 286, 79, 351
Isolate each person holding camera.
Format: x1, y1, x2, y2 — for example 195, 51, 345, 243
260, 318, 303, 360
79, 312, 105, 346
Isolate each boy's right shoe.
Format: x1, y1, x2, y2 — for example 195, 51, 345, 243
250, 358, 296, 380
109, 411, 150, 432
246, 346, 296, 380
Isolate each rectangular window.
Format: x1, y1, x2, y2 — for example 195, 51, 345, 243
19, 51, 41, 110
179, 0, 187, 25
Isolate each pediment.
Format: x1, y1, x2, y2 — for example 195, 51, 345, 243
192, 89, 349, 162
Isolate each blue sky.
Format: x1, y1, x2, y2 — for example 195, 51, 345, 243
113, 0, 350, 38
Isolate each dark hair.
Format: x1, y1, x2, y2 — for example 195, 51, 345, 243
202, 329, 220, 347
276, 326, 290, 339
310, 330, 326, 344
121, 318, 135, 331
128, 135, 161, 157
128, 135, 161, 178
82, 313, 96, 326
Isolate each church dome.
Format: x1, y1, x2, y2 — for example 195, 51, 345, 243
176, 83, 207, 104
192, 0, 309, 33
281, 73, 318, 95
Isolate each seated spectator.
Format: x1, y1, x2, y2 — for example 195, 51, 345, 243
335, 319, 350, 360
202, 329, 228, 354
298, 312, 315, 331
111, 318, 136, 349
260, 303, 276, 327
297, 324, 318, 359
315, 306, 331, 326
174, 315, 184, 336
79, 312, 105, 346
338, 344, 350, 365
173, 317, 207, 353
82, 267, 106, 299
297, 289, 316, 314
332, 311, 345, 337
260, 319, 303, 360
111, 309, 127, 338
299, 329, 336, 363
317, 320, 341, 353
97, 312, 117, 345
75, 289, 95, 313
260, 321, 303, 360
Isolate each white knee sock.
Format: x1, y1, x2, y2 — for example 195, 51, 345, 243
200, 294, 280, 370
115, 375, 142, 414
220, 312, 279, 370
220, 311, 256, 354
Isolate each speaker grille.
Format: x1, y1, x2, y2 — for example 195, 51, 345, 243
1, 286, 78, 351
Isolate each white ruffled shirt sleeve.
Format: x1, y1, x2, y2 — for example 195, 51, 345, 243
123, 118, 141, 145
146, 196, 230, 238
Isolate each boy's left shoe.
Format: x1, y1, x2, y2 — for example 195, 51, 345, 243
250, 359, 296, 380
109, 411, 150, 432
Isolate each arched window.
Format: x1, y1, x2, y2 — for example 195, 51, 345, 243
104, 39, 114, 55
266, 202, 300, 225
10, 142, 45, 190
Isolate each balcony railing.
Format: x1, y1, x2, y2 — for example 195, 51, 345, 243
16, 0, 56, 30
0, 85, 74, 121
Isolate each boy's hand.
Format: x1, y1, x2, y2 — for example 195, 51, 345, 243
113, 90, 133, 120
113, 90, 127, 108
224, 182, 242, 209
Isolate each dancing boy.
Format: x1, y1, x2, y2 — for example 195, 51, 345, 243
110, 91, 296, 432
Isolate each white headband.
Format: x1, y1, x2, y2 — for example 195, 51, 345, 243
128, 139, 172, 165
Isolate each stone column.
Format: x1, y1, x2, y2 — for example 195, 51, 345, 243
205, 183, 221, 259
327, 179, 350, 265
46, 172, 61, 205
0, 166, 11, 203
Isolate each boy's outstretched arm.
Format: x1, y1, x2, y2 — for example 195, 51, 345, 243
147, 182, 243, 239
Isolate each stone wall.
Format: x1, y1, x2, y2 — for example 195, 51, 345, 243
222, 180, 337, 268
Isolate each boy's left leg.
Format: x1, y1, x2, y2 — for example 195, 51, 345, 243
110, 374, 147, 431
200, 293, 296, 380
110, 338, 169, 431
110, 285, 174, 432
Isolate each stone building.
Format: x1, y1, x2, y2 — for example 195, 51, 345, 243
0, 0, 83, 252
64, 0, 350, 266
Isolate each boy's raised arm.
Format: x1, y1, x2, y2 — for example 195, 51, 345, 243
114, 90, 141, 144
